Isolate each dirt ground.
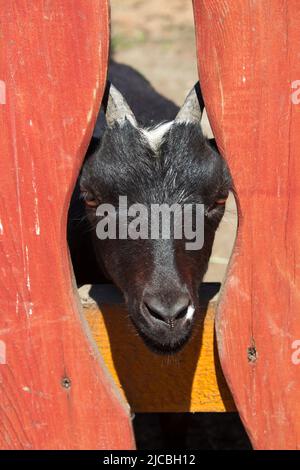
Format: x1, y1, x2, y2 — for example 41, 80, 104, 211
110, 0, 198, 104
108, 1, 246, 450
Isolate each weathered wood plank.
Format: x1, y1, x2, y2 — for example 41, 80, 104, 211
194, 0, 300, 449
81, 284, 235, 412
0, 0, 135, 449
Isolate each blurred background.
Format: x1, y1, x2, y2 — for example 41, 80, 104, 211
110, 0, 237, 287
111, 0, 198, 104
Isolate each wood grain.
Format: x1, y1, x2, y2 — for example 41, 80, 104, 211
81, 285, 235, 413
0, 0, 135, 449
194, 0, 300, 449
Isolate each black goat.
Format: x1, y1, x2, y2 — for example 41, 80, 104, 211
68, 75, 232, 354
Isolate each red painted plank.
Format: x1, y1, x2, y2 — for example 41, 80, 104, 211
0, 0, 135, 449
194, 0, 300, 449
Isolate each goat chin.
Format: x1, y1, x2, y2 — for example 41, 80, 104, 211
138, 331, 191, 355
129, 312, 194, 355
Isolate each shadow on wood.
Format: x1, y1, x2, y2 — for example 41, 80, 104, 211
81, 283, 235, 412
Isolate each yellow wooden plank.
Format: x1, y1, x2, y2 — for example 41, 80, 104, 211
82, 290, 235, 412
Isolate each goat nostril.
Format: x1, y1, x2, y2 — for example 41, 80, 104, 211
144, 302, 166, 323
175, 305, 189, 320
143, 296, 191, 324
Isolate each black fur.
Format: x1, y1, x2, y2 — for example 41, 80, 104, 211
68, 94, 232, 355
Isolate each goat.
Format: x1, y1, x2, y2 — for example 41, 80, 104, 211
68, 72, 232, 355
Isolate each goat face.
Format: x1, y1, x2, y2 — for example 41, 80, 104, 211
80, 83, 232, 354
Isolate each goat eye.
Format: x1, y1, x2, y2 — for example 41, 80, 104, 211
205, 193, 229, 216
215, 197, 228, 205
81, 191, 99, 208
85, 199, 98, 208
215, 191, 229, 205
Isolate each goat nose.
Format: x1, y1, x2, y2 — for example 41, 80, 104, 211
144, 294, 190, 323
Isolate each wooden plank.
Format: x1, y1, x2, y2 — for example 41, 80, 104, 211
81, 284, 235, 413
194, 0, 300, 449
0, 0, 135, 449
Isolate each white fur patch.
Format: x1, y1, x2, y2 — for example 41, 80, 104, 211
186, 305, 195, 320
141, 121, 173, 153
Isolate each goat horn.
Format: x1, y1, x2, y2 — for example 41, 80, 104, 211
174, 82, 204, 124
103, 81, 137, 128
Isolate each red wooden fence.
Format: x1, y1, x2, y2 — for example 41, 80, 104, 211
0, 0, 135, 449
194, 0, 300, 449
1, 0, 299, 451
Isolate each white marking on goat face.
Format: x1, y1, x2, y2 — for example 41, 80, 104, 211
186, 304, 195, 320
141, 121, 173, 153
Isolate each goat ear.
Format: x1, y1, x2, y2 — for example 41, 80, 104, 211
174, 82, 204, 124
103, 81, 137, 128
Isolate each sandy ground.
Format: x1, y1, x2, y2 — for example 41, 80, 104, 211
110, 0, 199, 104
110, 0, 238, 285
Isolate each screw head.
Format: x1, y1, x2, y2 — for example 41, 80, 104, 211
247, 346, 257, 363
61, 377, 71, 389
